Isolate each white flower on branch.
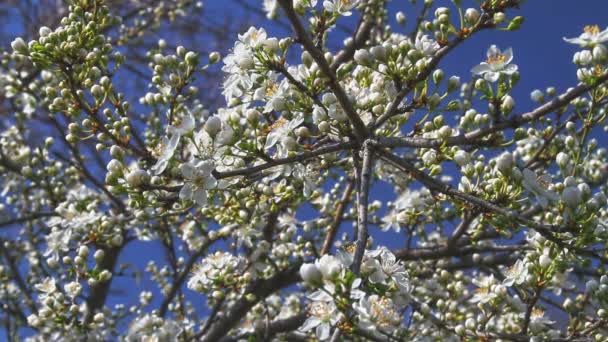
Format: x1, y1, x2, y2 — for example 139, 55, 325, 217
323, 0, 359, 16
563, 25, 608, 47
502, 259, 529, 287
522, 168, 558, 209
300, 290, 340, 340
353, 295, 401, 335
471, 45, 518, 82
179, 159, 217, 206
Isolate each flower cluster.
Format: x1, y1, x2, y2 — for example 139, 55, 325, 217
299, 247, 410, 340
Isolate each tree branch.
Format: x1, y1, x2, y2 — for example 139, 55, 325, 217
277, 0, 370, 140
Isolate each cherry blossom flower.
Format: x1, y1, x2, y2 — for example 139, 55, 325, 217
300, 291, 340, 340
323, 0, 359, 16
415, 33, 440, 56
471, 45, 518, 82
502, 259, 529, 287
151, 111, 195, 175
126, 314, 183, 342
354, 295, 401, 334
179, 159, 217, 206
363, 247, 410, 293
522, 168, 559, 208
471, 275, 498, 304
563, 25, 608, 47
264, 115, 304, 154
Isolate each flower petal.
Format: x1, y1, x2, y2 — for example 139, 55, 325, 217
316, 323, 330, 340
503, 47, 514, 63
179, 183, 193, 201
300, 317, 320, 332
471, 63, 491, 75
502, 64, 518, 74
193, 187, 208, 205
180, 163, 197, 179
484, 71, 500, 83
563, 37, 585, 46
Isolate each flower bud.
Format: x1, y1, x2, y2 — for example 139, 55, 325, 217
370, 45, 387, 61
562, 186, 582, 208
493, 12, 506, 24
530, 89, 544, 102
126, 169, 150, 187
428, 93, 441, 109
593, 44, 608, 63
496, 153, 513, 173
110, 145, 124, 159
396, 11, 406, 25
556, 152, 569, 167
107, 159, 123, 174
91, 84, 104, 98
281, 136, 297, 151
301, 51, 313, 67
435, 7, 449, 17
204, 116, 222, 136
539, 254, 551, 268
279, 37, 292, 51
209, 51, 221, 64
296, 126, 310, 138
93, 313, 105, 323
422, 150, 437, 165
246, 109, 260, 124
565, 136, 576, 148
453, 150, 471, 167
464, 8, 480, 24
432, 69, 444, 84
78, 245, 89, 258
500, 95, 515, 114
577, 50, 593, 65
94, 250, 105, 263
447, 76, 460, 92
354, 49, 372, 65
318, 121, 330, 133
11, 37, 28, 54
316, 255, 342, 280
99, 270, 112, 282
299, 263, 322, 285
185, 51, 198, 65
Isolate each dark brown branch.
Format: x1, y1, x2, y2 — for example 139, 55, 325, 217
320, 179, 355, 255
199, 264, 301, 342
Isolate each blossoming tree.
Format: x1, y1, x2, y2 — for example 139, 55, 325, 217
2, 0, 608, 340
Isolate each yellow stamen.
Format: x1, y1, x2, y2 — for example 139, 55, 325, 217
475, 287, 489, 295
594, 64, 605, 76
269, 117, 287, 131
343, 243, 356, 254
531, 308, 545, 317
310, 302, 331, 320
265, 82, 279, 97
584, 25, 600, 35
487, 54, 506, 65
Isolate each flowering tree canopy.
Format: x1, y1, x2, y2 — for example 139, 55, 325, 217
2, 0, 608, 340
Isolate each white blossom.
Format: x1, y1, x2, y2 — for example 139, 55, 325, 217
563, 25, 608, 47
179, 159, 217, 205
471, 45, 518, 82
